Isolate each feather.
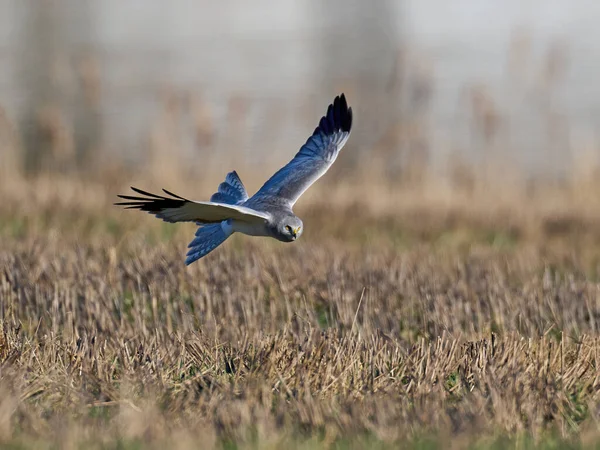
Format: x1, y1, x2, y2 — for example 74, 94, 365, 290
249, 93, 352, 207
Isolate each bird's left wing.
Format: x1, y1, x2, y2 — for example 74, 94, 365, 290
115, 187, 269, 224
250, 93, 352, 207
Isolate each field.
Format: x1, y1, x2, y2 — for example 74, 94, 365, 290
1, 171, 600, 450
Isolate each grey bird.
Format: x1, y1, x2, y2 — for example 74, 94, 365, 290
116, 94, 353, 265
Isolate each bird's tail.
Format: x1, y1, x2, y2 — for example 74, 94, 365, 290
185, 224, 231, 265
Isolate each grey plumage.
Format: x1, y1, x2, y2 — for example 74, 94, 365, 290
185, 223, 228, 265
210, 171, 248, 205
116, 94, 353, 265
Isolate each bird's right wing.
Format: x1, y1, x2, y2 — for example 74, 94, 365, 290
115, 187, 269, 224
250, 93, 352, 207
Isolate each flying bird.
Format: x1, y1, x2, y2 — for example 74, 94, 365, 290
116, 94, 353, 265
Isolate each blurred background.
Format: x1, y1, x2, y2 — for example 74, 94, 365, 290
5, 4, 600, 447
1, 0, 600, 196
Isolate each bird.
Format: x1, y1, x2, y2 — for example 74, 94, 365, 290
115, 93, 353, 265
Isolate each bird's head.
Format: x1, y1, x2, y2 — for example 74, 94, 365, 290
278, 216, 303, 242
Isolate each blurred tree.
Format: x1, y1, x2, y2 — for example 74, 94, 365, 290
315, 0, 401, 168
17, 0, 56, 173
16, 0, 99, 174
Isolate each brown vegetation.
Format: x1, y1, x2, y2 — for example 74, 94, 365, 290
1, 172, 600, 449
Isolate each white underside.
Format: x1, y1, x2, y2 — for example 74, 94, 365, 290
223, 219, 269, 237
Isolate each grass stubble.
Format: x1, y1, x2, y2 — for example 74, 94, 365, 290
1, 176, 600, 449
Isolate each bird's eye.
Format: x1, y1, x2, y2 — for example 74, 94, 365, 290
285, 225, 292, 233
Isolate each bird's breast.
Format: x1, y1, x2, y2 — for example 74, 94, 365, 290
228, 219, 269, 237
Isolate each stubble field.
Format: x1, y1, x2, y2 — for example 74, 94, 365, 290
1, 174, 600, 449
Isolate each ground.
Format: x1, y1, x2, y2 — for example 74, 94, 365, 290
1, 175, 600, 449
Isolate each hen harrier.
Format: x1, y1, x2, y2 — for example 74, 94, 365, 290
116, 94, 353, 265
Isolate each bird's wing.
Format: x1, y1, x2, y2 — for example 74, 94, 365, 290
115, 187, 269, 224
209, 170, 249, 205
250, 93, 352, 207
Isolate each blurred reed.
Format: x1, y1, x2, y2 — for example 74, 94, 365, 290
2, 35, 599, 228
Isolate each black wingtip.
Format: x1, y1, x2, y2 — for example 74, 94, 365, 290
162, 188, 187, 201
114, 186, 188, 213
345, 106, 353, 133
335, 93, 352, 133
316, 93, 352, 137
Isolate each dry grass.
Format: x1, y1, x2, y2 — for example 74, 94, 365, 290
1, 173, 600, 449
